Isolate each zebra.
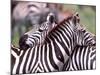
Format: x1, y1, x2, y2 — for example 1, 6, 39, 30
19, 12, 95, 50
63, 45, 96, 71
19, 13, 57, 50
11, 12, 96, 74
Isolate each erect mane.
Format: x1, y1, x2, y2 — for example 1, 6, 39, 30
43, 15, 73, 43
48, 16, 73, 34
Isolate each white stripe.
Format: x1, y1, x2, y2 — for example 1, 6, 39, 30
91, 53, 96, 60
80, 47, 84, 69
32, 62, 38, 73
60, 25, 73, 48
93, 60, 96, 69
38, 45, 44, 70
25, 47, 34, 73
12, 57, 19, 74
61, 24, 73, 37
46, 41, 55, 71
30, 46, 38, 71
19, 48, 30, 73
88, 47, 92, 69
65, 21, 73, 35
69, 20, 75, 29
84, 33, 90, 39
59, 28, 70, 48
76, 48, 80, 69
72, 51, 77, 70
29, 36, 40, 44
53, 32, 61, 42
51, 38, 63, 70
11, 50, 18, 58
84, 47, 88, 69
12, 51, 23, 74
54, 35, 69, 63
90, 47, 96, 60
42, 45, 49, 72
35, 67, 44, 73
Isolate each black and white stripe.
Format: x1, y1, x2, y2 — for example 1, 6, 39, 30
63, 45, 96, 71
11, 12, 96, 74
19, 13, 57, 50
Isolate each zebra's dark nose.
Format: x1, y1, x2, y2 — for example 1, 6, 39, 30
19, 34, 29, 50
19, 44, 30, 51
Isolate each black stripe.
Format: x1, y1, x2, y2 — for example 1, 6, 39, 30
44, 43, 51, 72
29, 39, 35, 44
90, 51, 96, 57
16, 51, 26, 74
59, 27, 72, 47
53, 39, 64, 63
57, 28, 70, 48
82, 47, 86, 70
34, 64, 42, 72
84, 34, 91, 42
11, 47, 20, 55
78, 47, 83, 70
54, 31, 70, 56
63, 22, 73, 37
49, 41, 59, 70
86, 47, 90, 69
23, 49, 31, 73
30, 46, 39, 73
74, 47, 79, 70
28, 48, 35, 71
52, 32, 61, 43
90, 56, 96, 69
71, 47, 76, 70
62, 58, 70, 71
11, 55, 16, 74
40, 45, 46, 72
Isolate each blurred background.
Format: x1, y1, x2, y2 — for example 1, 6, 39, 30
11, 0, 96, 47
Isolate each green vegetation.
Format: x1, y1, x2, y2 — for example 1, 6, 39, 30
12, 30, 19, 47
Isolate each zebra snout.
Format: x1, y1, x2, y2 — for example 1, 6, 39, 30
19, 34, 31, 50
19, 44, 29, 51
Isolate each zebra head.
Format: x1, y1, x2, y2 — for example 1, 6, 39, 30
77, 28, 96, 46
19, 12, 57, 50
39, 12, 57, 32
71, 12, 96, 46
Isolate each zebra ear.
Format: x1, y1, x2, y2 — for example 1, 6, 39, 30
47, 13, 55, 24
73, 12, 80, 25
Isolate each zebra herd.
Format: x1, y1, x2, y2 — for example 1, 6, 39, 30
11, 12, 96, 74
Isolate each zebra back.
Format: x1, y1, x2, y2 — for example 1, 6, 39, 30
63, 45, 96, 71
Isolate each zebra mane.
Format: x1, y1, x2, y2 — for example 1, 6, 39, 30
45, 16, 73, 36
43, 13, 95, 47
46, 12, 82, 35
44, 13, 81, 38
